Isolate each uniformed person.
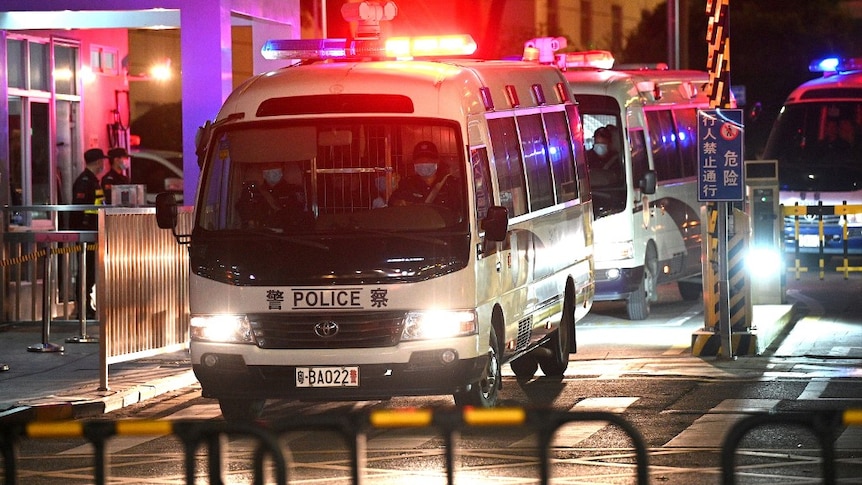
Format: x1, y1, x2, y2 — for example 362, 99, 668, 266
389, 141, 459, 209
71, 148, 107, 319
102, 147, 131, 204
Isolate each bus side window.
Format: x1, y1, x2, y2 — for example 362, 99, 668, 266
646, 109, 683, 180
518, 113, 555, 211
488, 116, 527, 217
673, 108, 699, 177
471, 147, 493, 222
629, 128, 649, 187
547, 109, 578, 202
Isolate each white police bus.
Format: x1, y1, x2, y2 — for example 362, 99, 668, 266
548, 48, 714, 319
762, 56, 862, 258
157, 23, 594, 420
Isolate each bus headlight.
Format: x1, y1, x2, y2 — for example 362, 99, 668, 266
594, 241, 634, 262
190, 315, 255, 344
401, 310, 477, 341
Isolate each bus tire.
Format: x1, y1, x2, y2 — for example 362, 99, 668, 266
219, 398, 265, 422
510, 354, 538, 380
454, 325, 501, 407
538, 282, 574, 376
627, 246, 657, 320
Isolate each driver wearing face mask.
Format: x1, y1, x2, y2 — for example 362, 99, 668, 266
389, 141, 459, 209
237, 162, 311, 229
586, 126, 620, 171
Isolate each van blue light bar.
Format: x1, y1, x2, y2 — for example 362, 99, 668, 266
809, 56, 862, 74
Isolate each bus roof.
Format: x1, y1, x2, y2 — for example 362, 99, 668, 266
561, 68, 712, 107
782, 69, 862, 104
216, 59, 573, 124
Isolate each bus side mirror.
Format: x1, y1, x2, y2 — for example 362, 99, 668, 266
155, 192, 178, 229
482, 205, 509, 242
195, 121, 213, 169
639, 170, 657, 195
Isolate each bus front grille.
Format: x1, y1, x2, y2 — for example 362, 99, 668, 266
249, 312, 405, 349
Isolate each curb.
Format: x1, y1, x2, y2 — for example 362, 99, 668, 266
0, 369, 198, 425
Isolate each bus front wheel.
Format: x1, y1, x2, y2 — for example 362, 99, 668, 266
627, 247, 657, 320
454, 325, 501, 407
538, 282, 574, 376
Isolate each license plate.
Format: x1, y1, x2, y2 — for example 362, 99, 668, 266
295, 366, 359, 388
799, 234, 820, 248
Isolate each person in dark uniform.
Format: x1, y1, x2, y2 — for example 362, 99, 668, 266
389, 141, 459, 209
102, 147, 131, 204
237, 162, 312, 229
71, 148, 107, 319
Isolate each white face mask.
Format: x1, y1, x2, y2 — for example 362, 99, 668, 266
414, 162, 438, 178
592, 143, 608, 157
262, 168, 283, 186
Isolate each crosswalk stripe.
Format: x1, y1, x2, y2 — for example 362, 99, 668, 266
510, 397, 639, 448
60, 403, 222, 455
664, 399, 779, 448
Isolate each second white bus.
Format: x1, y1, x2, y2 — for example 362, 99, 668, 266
560, 52, 715, 319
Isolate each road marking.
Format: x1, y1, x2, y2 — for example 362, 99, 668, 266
367, 428, 437, 450
665, 399, 779, 448
511, 397, 639, 448
798, 380, 829, 400
60, 403, 222, 455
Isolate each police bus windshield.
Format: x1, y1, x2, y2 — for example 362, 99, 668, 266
197, 120, 467, 234
763, 101, 862, 191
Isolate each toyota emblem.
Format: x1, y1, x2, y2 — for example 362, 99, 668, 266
314, 321, 339, 338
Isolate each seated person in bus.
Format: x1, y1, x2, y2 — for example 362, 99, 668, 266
586, 126, 621, 171
586, 126, 622, 186
236, 162, 312, 229
837, 118, 860, 157
817, 118, 855, 161
389, 141, 459, 209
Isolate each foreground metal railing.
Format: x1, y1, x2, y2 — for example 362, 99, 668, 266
0, 407, 651, 485
721, 409, 862, 485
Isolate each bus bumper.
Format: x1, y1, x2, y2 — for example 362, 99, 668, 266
191, 350, 488, 401
592, 266, 644, 301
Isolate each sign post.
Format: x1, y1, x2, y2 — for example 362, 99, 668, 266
698, 108, 744, 359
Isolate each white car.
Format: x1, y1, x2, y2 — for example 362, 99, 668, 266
129, 149, 184, 204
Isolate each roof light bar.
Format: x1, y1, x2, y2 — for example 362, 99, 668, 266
809, 56, 862, 74
261, 35, 477, 61
562, 50, 615, 70
386, 35, 477, 59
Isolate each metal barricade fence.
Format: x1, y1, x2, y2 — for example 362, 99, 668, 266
0, 407, 651, 485
720, 408, 862, 485
2, 204, 192, 389
783, 202, 862, 279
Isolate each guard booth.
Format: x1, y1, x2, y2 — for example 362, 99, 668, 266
744, 159, 783, 304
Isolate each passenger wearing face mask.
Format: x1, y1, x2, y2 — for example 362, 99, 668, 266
389, 141, 459, 209
586, 126, 620, 172
237, 162, 311, 229
102, 147, 131, 205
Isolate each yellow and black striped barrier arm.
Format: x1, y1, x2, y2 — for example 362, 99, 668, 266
0, 243, 97, 268
782, 202, 862, 280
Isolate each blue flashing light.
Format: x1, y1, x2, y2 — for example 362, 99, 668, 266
810, 57, 840, 73
809, 56, 862, 74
